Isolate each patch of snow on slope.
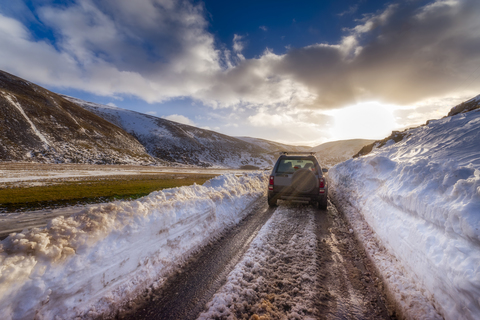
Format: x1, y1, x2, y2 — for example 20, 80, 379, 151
329, 109, 480, 319
3, 93, 51, 147
0, 173, 267, 319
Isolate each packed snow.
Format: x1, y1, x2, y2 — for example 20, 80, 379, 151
198, 206, 318, 319
330, 108, 480, 319
0, 173, 267, 319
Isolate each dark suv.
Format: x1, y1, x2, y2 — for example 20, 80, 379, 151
267, 152, 328, 209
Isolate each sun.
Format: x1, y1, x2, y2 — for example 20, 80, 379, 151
326, 102, 397, 141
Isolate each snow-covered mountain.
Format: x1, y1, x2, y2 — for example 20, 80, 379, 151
330, 95, 480, 319
310, 139, 375, 168
0, 71, 155, 164
65, 97, 274, 168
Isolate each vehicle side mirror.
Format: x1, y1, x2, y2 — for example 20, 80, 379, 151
322, 168, 328, 173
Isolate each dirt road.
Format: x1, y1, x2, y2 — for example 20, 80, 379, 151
120, 199, 395, 320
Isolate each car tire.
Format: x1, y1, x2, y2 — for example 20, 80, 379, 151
268, 195, 277, 207
318, 197, 328, 210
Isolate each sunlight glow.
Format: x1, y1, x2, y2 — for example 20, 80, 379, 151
327, 102, 397, 141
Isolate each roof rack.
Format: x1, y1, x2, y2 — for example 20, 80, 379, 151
279, 151, 316, 155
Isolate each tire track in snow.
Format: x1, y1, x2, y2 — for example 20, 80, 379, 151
121, 199, 393, 320
199, 202, 393, 320
314, 202, 394, 319
119, 197, 274, 320
198, 205, 318, 319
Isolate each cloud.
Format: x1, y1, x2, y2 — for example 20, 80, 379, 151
206, 0, 480, 112
276, 0, 480, 108
0, 0, 220, 102
232, 34, 246, 60
162, 114, 195, 126
1, 0, 479, 121
338, 5, 359, 17
246, 107, 334, 145
146, 111, 157, 115
259, 25, 267, 31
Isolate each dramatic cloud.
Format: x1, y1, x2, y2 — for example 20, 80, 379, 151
274, 0, 480, 109
0, 0, 220, 101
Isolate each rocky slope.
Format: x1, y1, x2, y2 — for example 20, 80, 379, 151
0, 70, 155, 164
447, 94, 480, 116
65, 97, 274, 168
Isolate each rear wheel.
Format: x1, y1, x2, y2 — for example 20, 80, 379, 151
318, 197, 328, 210
268, 195, 277, 207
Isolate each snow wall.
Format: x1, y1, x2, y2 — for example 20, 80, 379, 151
0, 173, 268, 319
330, 109, 480, 319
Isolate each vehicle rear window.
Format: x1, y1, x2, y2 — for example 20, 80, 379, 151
276, 159, 316, 173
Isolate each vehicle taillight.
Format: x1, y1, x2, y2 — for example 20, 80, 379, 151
269, 176, 274, 190
319, 178, 325, 189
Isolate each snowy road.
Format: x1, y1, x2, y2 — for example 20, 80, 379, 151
122, 199, 394, 320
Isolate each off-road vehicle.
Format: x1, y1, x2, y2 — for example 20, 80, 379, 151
268, 152, 328, 209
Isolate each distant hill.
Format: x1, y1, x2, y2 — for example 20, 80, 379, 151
310, 139, 375, 167
236, 136, 311, 154
65, 97, 275, 168
0, 70, 155, 164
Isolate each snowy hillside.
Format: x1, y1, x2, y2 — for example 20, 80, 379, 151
330, 102, 480, 319
0, 71, 155, 164
310, 139, 374, 167
65, 97, 275, 168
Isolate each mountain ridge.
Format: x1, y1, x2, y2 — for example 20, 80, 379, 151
0, 70, 155, 165
64, 96, 276, 168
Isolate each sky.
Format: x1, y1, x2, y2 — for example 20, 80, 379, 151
1, 0, 479, 146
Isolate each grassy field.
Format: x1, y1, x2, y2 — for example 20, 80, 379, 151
0, 173, 216, 212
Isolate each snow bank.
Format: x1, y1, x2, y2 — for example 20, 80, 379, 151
330, 109, 480, 319
0, 173, 267, 319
